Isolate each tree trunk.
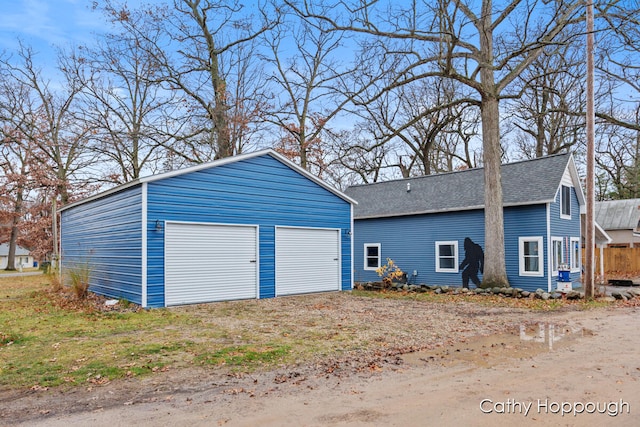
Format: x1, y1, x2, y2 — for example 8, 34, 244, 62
477, 0, 508, 288
5, 191, 23, 271
480, 94, 509, 287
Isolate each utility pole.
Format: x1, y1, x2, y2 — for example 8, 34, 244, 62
584, 1, 595, 298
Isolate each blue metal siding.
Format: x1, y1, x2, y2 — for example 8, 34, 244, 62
60, 186, 143, 304
354, 204, 550, 292
550, 186, 582, 282
146, 155, 352, 307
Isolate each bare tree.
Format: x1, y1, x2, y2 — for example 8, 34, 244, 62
351, 73, 480, 177
70, 19, 178, 184
289, 0, 599, 287
0, 131, 31, 270
99, 0, 279, 162
509, 43, 586, 159
592, 15, 640, 199
262, 13, 361, 176
0, 43, 94, 205
595, 105, 640, 199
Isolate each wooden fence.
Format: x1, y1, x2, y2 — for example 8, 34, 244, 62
584, 247, 640, 275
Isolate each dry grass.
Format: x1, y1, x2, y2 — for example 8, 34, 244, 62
0, 274, 621, 391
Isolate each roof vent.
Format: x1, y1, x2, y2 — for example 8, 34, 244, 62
406, 182, 411, 192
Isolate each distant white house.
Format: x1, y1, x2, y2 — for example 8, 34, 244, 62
595, 199, 640, 248
0, 243, 33, 269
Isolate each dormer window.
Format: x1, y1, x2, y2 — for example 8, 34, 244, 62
561, 185, 571, 219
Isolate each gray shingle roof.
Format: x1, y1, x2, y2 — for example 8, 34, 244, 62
594, 198, 640, 230
345, 153, 573, 219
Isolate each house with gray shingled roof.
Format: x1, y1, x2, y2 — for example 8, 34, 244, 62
595, 198, 640, 248
344, 153, 588, 293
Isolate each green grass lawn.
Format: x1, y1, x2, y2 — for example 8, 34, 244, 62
0, 275, 293, 389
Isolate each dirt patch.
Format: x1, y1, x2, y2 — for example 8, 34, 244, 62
1, 293, 636, 426
402, 322, 590, 368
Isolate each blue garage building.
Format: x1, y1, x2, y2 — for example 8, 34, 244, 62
60, 150, 354, 307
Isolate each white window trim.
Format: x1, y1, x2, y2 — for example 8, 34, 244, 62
551, 237, 564, 275
560, 185, 572, 220
435, 241, 459, 273
519, 236, 544, 277
570, 237, 581, 272
363, 243, 381, 271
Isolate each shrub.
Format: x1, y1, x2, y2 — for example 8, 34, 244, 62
67, 263, 92, 300
376, 258, 405, 288
48, 272, 63, 292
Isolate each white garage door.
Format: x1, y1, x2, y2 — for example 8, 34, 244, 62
165, 222, 258, 306
276, 227, 341, 296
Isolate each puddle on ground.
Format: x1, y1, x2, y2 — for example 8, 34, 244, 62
402, 323, 593, 368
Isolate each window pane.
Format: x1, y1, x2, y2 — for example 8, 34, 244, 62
439, 244, 454, 257
366, 257, 378, 268
524, 241, 538, 256
366, 246, 378, 257
562, 186, 571, 215
572, 241, 579, 269
553, 241, 562, 270
525, 256, 539, 272
440, 257, 455, 269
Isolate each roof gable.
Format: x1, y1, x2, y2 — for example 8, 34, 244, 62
346, 153, 578, 219
60, 149, 355, 212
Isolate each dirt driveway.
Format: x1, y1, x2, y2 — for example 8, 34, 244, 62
3, 296, 640, 426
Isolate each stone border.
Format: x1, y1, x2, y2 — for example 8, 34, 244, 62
356, 282, 640, 302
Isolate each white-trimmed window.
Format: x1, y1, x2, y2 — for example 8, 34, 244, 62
560, 185, 571, 219
570, 237, 581, 272
435, 241, 458, 273
364, 243, 381, 270
552, 237, 564, 274
519, 236, 544, 276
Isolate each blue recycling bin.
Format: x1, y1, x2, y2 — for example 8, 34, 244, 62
558, 268, 570, 282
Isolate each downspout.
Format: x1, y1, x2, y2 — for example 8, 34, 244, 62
547, 202, 552, 292
350, 203, 355, 290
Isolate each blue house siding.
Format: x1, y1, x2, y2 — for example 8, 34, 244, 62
550, 185, 582, 283
354, 204, 552, 292
146, 155, 352, 307
60, 186, 143, 304
354, 210, 485, 286
504, 204, 549, 292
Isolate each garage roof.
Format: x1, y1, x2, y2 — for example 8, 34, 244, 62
60, 149, 356, 212
595, 198, 640, 230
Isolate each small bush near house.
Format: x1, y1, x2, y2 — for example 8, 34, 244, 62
376, 258, 406, 288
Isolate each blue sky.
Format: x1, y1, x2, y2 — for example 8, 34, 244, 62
0, 0, 112, 54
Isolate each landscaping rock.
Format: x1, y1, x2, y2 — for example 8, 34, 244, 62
353, 281, 640, 303
566, 291, 581, 300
